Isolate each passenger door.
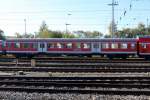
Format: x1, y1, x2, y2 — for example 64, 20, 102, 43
92, 42, 100, 53
38, 42, 47, 53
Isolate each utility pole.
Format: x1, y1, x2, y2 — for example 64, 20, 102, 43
66, 24, 71, 34
24, 19, 27, 36
65, 14, 71, 34
147, 18, 149, 33
108, 0, 118, 38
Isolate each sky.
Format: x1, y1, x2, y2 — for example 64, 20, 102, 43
0, 0, 149, 36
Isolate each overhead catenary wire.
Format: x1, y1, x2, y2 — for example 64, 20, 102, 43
0, 0, 149, 35
0, 9, 149, 14
117, 0, 143, 27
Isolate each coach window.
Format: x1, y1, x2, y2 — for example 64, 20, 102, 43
57, 43, 65, 48
33, 43, 38, 49
102, 43, 109, 49
23, 43, 29, 48
76, 43, 81, 48
83, 43, 90, 49
56, 43, 61, 48
66, 43, 72, 48
111, 43, 118, 49
47, 43, 55, 48
2, 41, 6, 48
14, 42, 20, 48
40, 43, 45, 48
120, 43, 127, 49
141, 43, 147, 49
131, 43, 135, 49
93, 43, 99, 48
7, 43, 11, 48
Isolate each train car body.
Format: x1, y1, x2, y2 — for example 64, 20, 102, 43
100, 38, 138, 58
3, 38, 138, 58
0, 40, 4, 54
139, 36, 150, 59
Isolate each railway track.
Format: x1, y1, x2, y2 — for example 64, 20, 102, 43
0, 62, 150, 67
0, 57, 149, 73
0, 57, 150, 95
1, 66, 150, 73
0, 76, 150, 95
20, 59, 150, 63
0, 57, 148, 63
1, 80, 150, 89
0, 58, 150, 68
0, 76, 150, 81
0, 57, 149, 72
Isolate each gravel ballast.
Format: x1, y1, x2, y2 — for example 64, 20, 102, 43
0, 91, 149, 100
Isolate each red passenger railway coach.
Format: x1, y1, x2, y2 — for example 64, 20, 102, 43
139, 36, 150, 59
100, 38, 137, 59
0, 36, 150, 59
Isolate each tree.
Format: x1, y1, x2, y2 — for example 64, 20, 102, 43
37, 21, 75, 38
74, 31, 103, 38
62, 33, 75, 38
15, 32, 34, 38
92, 31, 103, 38
114, 22, 150, 38
24, 33, 34, 38
146, 25, 150, 34
0, 29, 5, 40
15, 32, 22, 38
38, 21, 50, 38
73, 31, 87, 38
138, 22, 145, 31
104, 34, 111, 38
49, 31, 63, 38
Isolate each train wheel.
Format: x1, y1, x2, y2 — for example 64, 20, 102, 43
27, 55, 34, 59
107, 55, 113, 60
145, 56, 150, 60
122, 56, 127, 59
87, 55, 92, 57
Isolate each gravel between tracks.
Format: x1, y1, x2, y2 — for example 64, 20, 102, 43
23, 72, 150, 77
0, 91, 149, 100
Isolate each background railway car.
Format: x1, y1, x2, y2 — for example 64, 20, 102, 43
4, 38, 101, 57
0, 40, 4, 54
100, 38, 138, 59
139, 36, 150, 59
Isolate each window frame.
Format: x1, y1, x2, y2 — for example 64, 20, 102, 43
83, 43, 91, 49
131, 43, 136, 49
14, 42, 20, 48
76, 42, 81, 48
7, 42, 11, 48
111, 43, 118, 49
66, 43, 72, 49
120, 43, 128, 49
141, 43, 147, 49
23, 43, 30, 48
56, 43, 65, 48
102, 43, 109, 49
32, 43, 38, 49
47, 43, 55, 48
